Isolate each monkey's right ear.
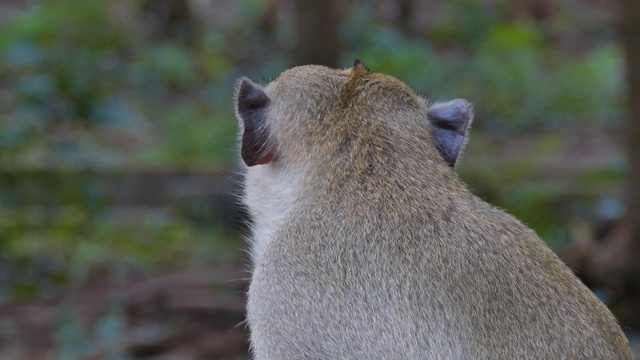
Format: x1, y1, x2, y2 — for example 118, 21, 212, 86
236, 78, 275, 167
428, 99, 474, 168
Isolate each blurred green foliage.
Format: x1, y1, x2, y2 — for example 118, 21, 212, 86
0, 0, 623, 168
0, 204, 236, 300
0, 0, 626, 311
1, 0, 131, 125
344, 2, 622, 133
0, 0, 238, 170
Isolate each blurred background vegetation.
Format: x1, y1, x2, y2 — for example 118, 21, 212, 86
1, 0, 639, 358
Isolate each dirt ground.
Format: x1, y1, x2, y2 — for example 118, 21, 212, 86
0, 269, 250, 359
1, 264, 638, 359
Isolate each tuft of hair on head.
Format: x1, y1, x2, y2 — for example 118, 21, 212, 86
351, 58, 370, 78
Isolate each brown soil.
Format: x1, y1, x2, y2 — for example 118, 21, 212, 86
0, 270, 250, 360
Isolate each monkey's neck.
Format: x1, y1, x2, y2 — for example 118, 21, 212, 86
305, 159, 472, 215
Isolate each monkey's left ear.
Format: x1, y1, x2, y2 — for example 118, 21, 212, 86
236, 78, 276, 167
428, 99, 473, 168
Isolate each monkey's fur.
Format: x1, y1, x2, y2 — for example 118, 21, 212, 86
235, 62, 633, 359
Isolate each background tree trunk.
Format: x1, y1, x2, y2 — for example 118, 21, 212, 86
617, 0, 640, 329
141, 0, 196, 45
291, 0, 343, 68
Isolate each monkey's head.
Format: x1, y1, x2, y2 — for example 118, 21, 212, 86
236, 61, 473, 258
235, 60, 472, 175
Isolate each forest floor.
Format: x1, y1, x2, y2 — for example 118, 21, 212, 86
0, 266, 250, 360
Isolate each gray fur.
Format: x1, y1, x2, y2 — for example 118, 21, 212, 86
236, 65, 633, 359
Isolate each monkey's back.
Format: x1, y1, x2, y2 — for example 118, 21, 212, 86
247, 188, 633, 360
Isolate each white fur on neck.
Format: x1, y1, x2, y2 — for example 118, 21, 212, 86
243, 163, 298, 266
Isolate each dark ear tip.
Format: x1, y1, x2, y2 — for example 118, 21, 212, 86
441, 99, 471, 114
237, 78, 254, 97
237, 78, 270, 111
452, 99, 471, 113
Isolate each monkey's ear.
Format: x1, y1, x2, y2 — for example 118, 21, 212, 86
428, 99, 473, 168
236, 78, 275, 167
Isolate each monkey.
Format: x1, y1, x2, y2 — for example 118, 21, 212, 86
234, 60, 634, 359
